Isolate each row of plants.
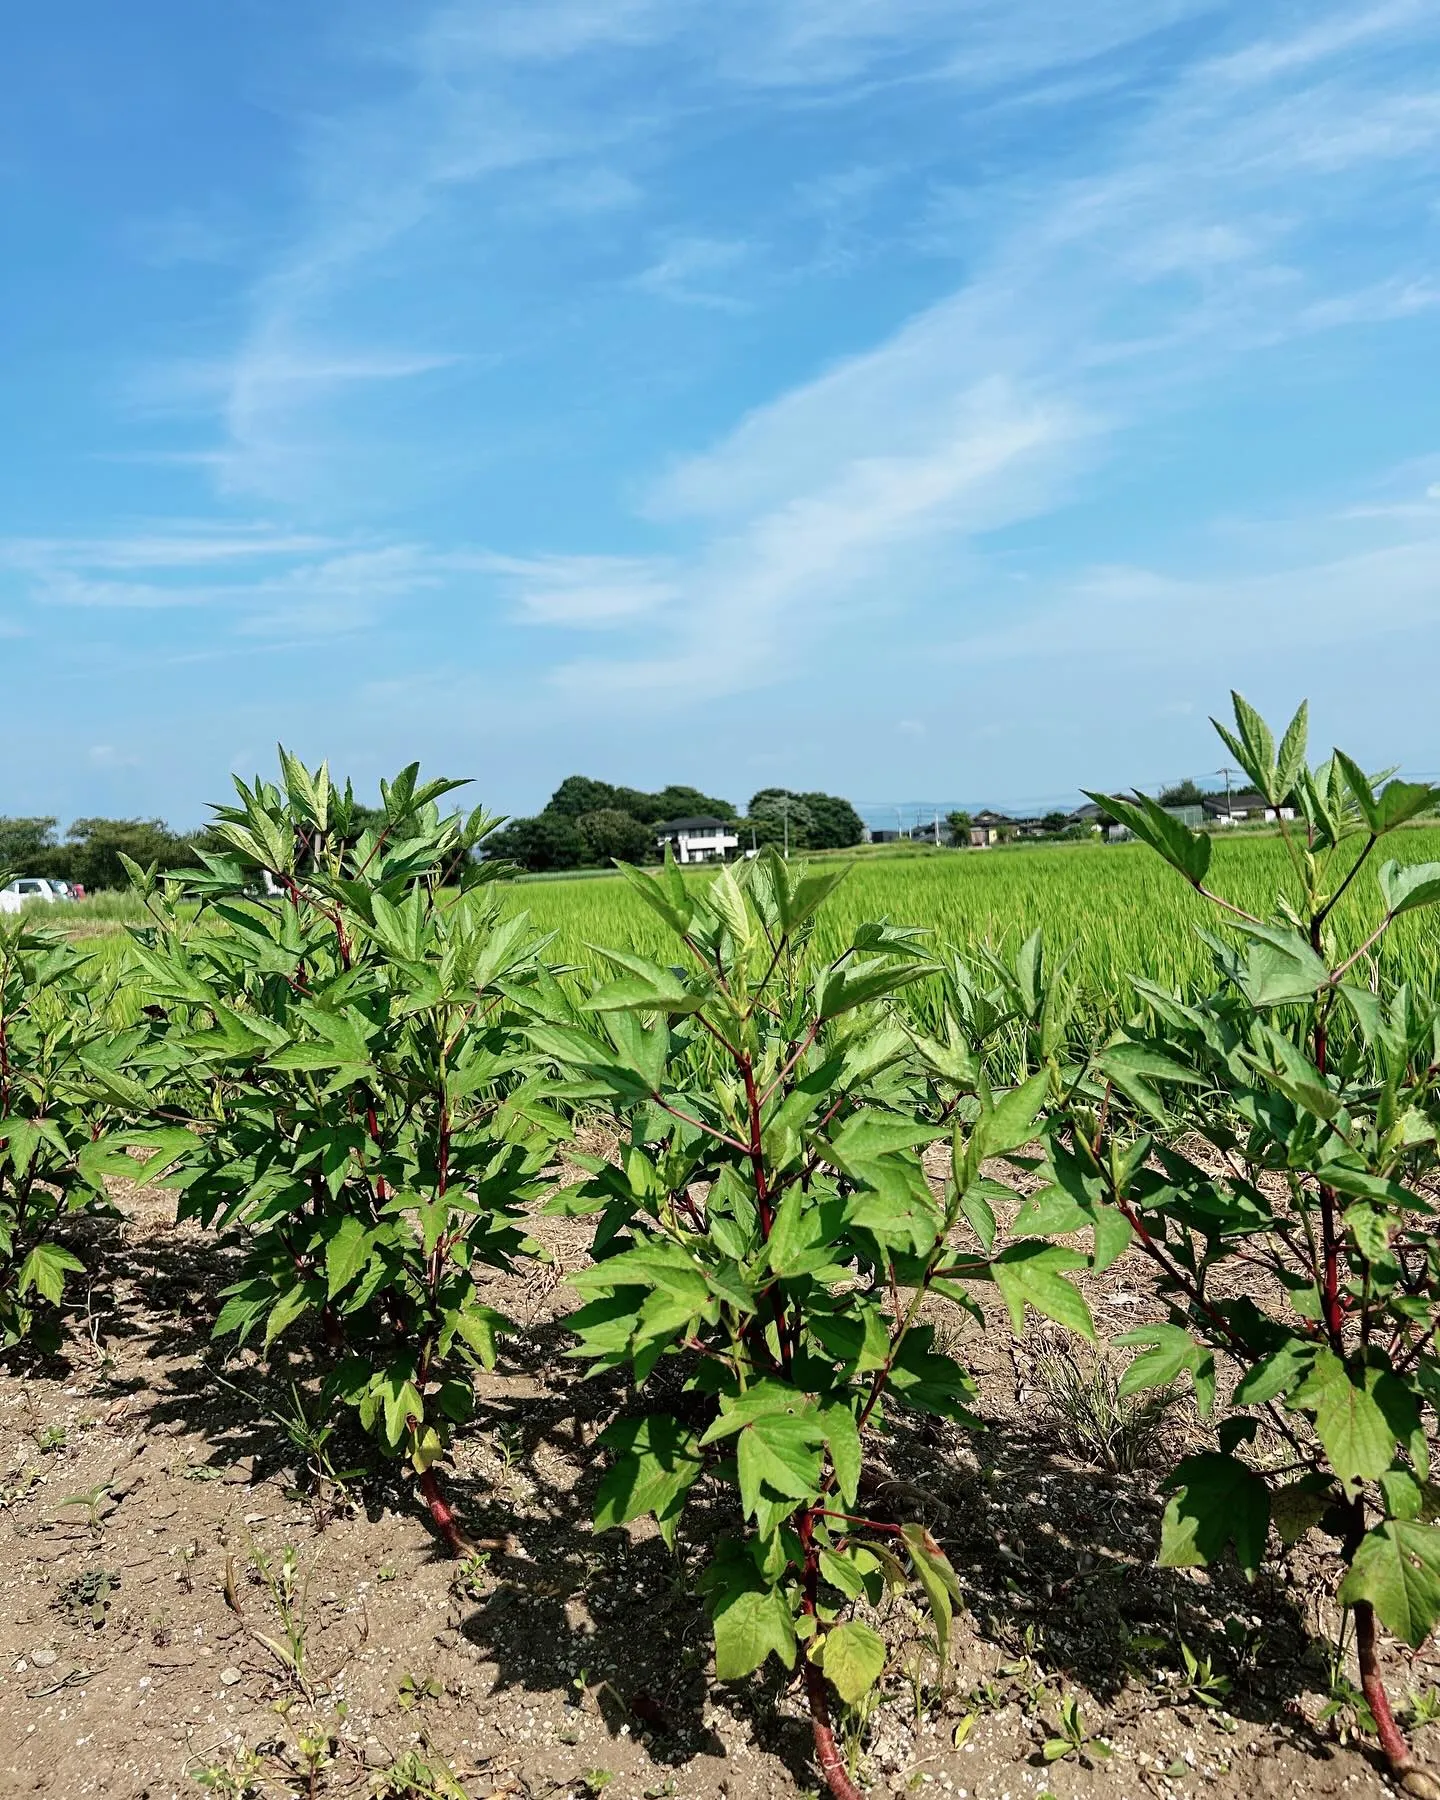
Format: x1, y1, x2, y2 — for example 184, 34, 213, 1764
5, 701, 1440, 1797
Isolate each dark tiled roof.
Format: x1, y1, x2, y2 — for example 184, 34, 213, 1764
654, 816, 735, 833
1202, 791, 1267, 814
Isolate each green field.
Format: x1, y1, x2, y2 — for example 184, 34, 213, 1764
62, 828, 1440, 1032
509, 830, 1440, 1001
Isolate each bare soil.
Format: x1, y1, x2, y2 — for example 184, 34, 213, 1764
0, 1158, 1432, 1800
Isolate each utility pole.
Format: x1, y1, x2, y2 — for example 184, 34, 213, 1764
933, 808, 940, 848
1215, 766, 1239, 822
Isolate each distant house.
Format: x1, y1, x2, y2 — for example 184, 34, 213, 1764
1072, 798, 1208, 840
867, 828, 904, 845
655, 816, 739, 864
1202, 790, 1296, 825
968, 809, 1011, 847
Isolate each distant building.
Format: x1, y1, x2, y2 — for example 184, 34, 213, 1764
654, 816, 740, 864
1202, 790, 1296, 825
968, 809, 1011, 847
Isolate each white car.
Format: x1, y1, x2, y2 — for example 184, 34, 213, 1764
0, 877, 73, 914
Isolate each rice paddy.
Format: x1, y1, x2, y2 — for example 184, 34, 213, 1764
510, 829, 1440, 1008
61, 827, 1440, 1033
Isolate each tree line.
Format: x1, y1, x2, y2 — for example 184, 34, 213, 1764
0, 816, 203, 893
1, 777, 867, 889
486, 775, 866, 872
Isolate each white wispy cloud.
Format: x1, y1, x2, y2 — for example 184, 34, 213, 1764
146, 0, 1229, 501
525, 0, 1440, 703
635, 237, 752, 310
483, 553, 681, 626
0, 528, 444, 643
107, 0, 1440, 732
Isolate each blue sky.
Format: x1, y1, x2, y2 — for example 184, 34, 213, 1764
3, 1, 1440, 828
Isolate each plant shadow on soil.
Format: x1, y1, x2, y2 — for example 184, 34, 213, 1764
59, 1217, 1337, 1790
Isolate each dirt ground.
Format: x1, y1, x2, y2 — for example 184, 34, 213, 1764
1, 1156, 1433, 1800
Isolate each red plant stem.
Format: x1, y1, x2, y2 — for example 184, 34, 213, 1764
419, 1466, 469, 1557
1310, 993, 1346, 1349
1106, 1189, 1251, 1358
812, 1508, 903, 1533
804, 1662, 863, 1800
1342, 1497, 1437, 1793
759, 1019, 820, 1110
1356, 1600, 1414, 1773
741, 1051, 792, 1375
798, 1507, 864, 1800
741, 1054, 772, 1233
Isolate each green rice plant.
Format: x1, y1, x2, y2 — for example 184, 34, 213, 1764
500, 828, 1440, 1045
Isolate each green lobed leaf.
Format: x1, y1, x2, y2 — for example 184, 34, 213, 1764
593, 1415, 704, 1547
1338, 1519, 1440, 1648
1289, 1350, 1417, 1486
990, 1243, 1095, 1340
1379, 860, 1440, 919
324, 1215, 373, 1298
1159, 1452, 1270, 1580
1083, 791, 1210, 885
711, 1584, 798, 1681
16, 1241, 85, 1306
810, 1619, 887, 1704
969, 1069, 1050, 1162
1114, 1324, 1215, 1417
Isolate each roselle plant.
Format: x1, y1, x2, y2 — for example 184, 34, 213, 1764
130, 754, 563, 1547
0, 911, 164, 1350
1068, 696, 1440, 1794
529, 850, 1090, 1800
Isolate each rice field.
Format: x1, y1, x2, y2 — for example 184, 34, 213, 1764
60, 829, 1440, 1033
511, 830, 1440, 1006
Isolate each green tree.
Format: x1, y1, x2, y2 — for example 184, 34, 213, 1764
486, 814, 588, 872
0, 817, 59, 877
748, 790, 814, 849
1157, 778, 1210, 807
577, 808, 653, 866
650, 784, 737, 822
548, 775, 621, 818
739, 813, 786, 852
944, 811, 972, 844
60, 818, 196, 891
799, 792, 865, 850
611, 785, 663, 823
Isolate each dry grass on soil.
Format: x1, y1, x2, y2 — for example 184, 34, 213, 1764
0, 1152, 1432, 1800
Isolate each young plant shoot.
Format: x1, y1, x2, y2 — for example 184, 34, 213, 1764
530, 849, 1082, 1800
1076, 695, 1440, 1796
130, 753, 563, 1547
0, 911, 162, 1349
